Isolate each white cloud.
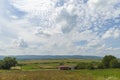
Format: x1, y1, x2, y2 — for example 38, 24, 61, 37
102, 27, 120, 39
12, 38, 28, 48
10, 0, 54, 13
0, 0, 120, 56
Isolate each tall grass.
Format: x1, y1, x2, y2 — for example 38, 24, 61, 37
0, 69, 120, 80
0, 70, 94, 80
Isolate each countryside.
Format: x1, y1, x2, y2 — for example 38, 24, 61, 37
0, 0, 120, 80
0, 55, 120, 80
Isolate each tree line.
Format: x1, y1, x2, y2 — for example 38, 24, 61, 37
75, 55, 120, 70
0, 55, 119, 70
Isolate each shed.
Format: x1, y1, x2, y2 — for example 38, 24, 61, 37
58, 66, 75, 70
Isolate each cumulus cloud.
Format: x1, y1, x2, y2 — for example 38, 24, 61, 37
102, 27, 120, 39
0, 0, 120, 56
12, 39, 28, 48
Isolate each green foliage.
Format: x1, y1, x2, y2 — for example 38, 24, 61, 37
87, 63, 95, 70
75, 62, 97, 70
102, 55, 117, 68
97, 63, 104, 69
87, 64, 93, 70
0, 57, 17, 69
0, 60, 3, 69
75, 61, 102, 70
110, 59, 119, 68
76, 55, 120, 70
75, 62, 88, 69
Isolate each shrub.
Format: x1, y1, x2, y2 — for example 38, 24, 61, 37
75, 62, 88, 69
87, 63, 95, 70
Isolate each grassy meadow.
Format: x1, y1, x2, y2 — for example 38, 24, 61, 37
18, 59, 100, 70
0, 59, 119, 80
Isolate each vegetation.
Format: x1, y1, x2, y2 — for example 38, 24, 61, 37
0, 55, 119, 80
75, 61, 100, 69
0, 69, 120, 80
0, 55, 119, 70
0, 57, 17, 69
76, 55, 120, 70
102, 55, 118, 68
110, 59, 119, 68
17, 59, 100, 70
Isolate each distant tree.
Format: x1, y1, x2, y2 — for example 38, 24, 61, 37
110, 59, 119, 68
2, 57, 17, 69
102, 55, 117, 68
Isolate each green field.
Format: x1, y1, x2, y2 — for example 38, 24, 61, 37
0, 59, 119, 80
18, 59, 100, 70
0, 69, 120, 80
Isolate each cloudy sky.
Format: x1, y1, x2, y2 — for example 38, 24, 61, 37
0, 0, 120, 56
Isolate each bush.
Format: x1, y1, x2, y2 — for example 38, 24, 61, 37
87, 63, 95, 70
75, 62, 88, 69
75, 62, 97, 70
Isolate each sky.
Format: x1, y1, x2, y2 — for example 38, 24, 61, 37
0, 0, 120, 57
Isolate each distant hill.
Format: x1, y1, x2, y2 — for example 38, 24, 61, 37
0, 55, 102, 60
0, 56, 4, 60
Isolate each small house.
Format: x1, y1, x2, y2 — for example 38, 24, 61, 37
58, 66, 75, 70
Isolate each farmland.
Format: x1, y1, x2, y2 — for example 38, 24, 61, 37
18, 59, 101, 70
0, 59, 120, 80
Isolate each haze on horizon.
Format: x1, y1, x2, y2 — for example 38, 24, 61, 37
0, 0, 120, 57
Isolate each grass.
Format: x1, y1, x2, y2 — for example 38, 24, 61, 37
76, 69, 120, 80
0, 70, 93, 80
18, 59, 100, 64
0, 69, 120, 80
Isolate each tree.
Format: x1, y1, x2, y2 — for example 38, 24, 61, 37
110, 59, 119, 68
2, 57, 17, 69
0, 60, 3, 69
102, 55, 117, 68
